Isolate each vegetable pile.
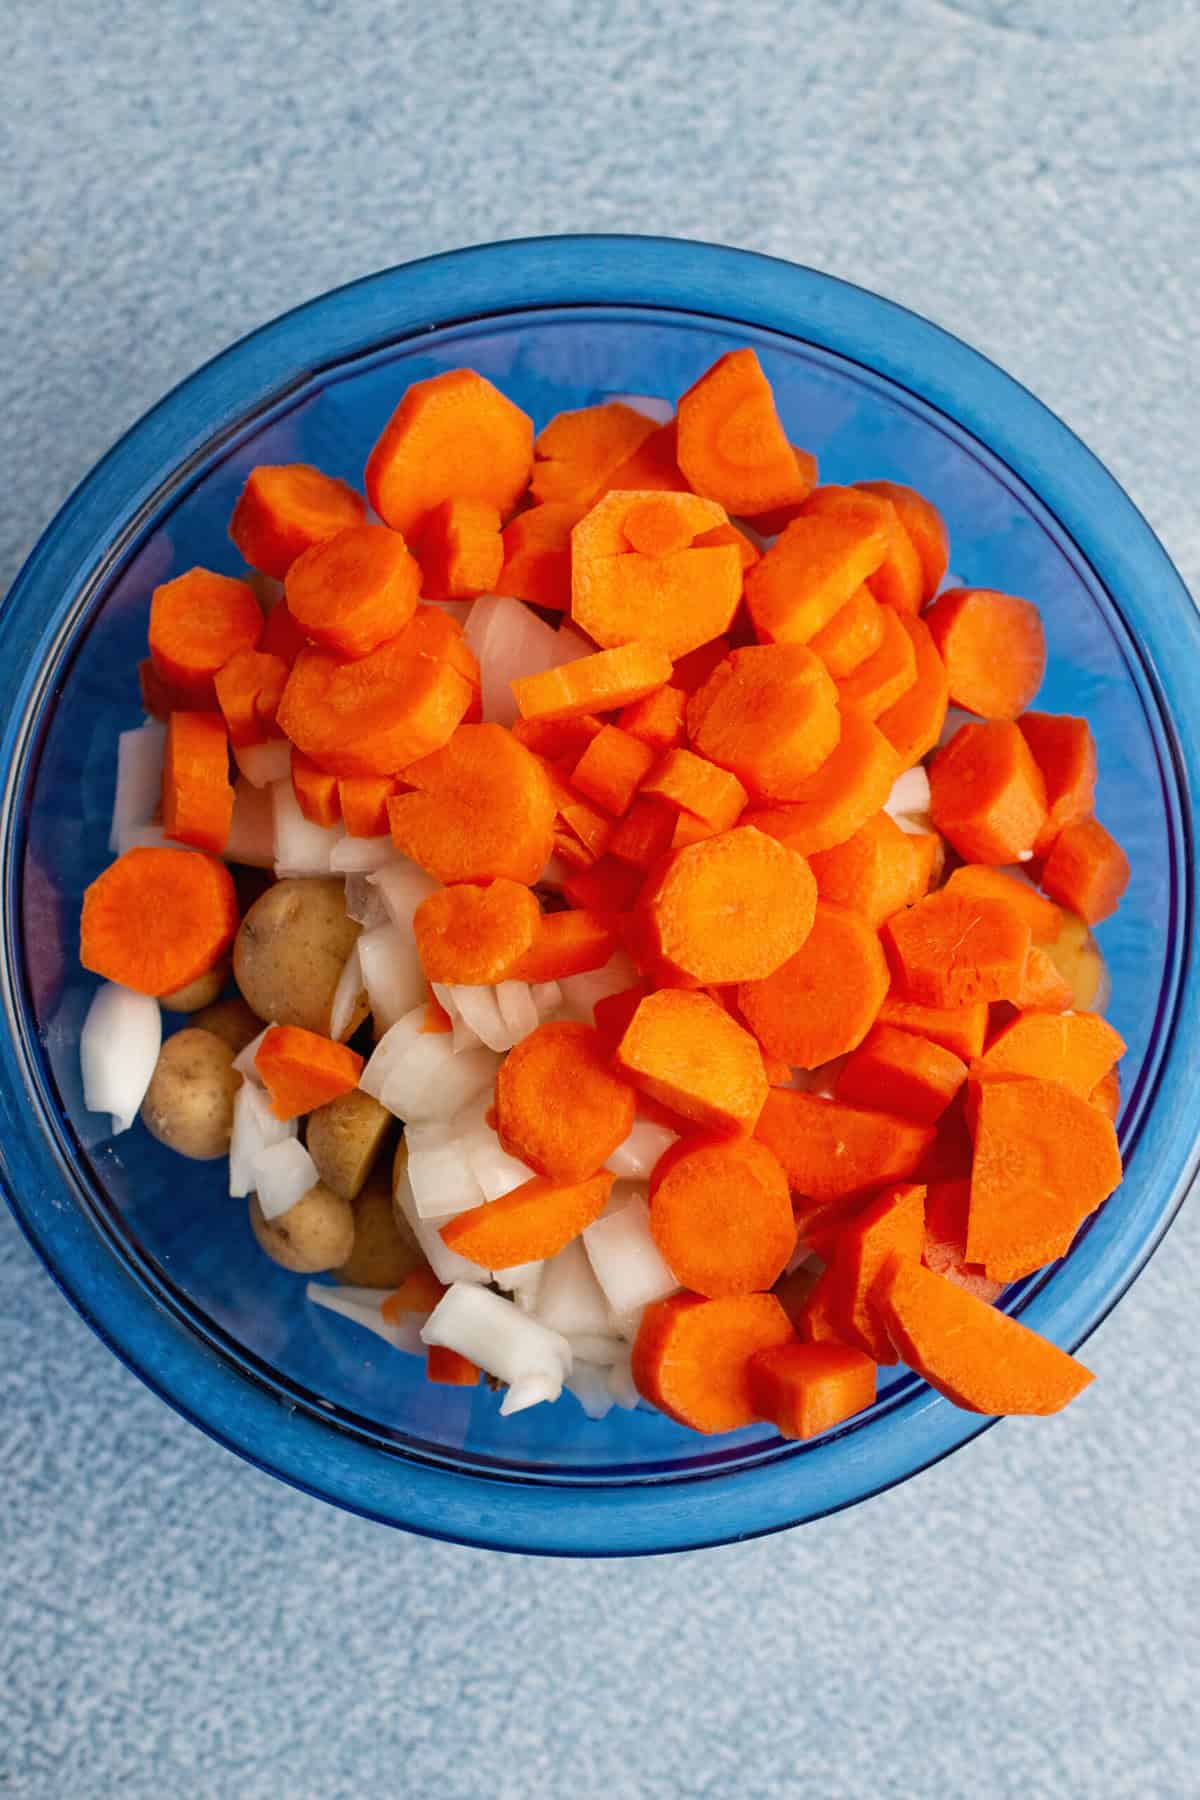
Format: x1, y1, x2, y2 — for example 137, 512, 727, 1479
78, 348, 1130, 1437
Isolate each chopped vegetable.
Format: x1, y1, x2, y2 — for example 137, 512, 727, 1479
148, 569, 263, 706
441, 1170, 614, 1268
512, 641, 674, 723
284, 522, 421, 657
883, 888, 1031, 1007
387, 723, 556, 886
640, 825, 817, 984
615, 989, 768, 1133
365, 368, 533, 536
495, 1020, 637, 1182
748, 1339, 877, 1440
1040, 816, 1130, 924
755, 1089, 935, 1203
229, 463, 366, 578
688, 644, 842, 801
923, 588, 1046, 720
254, 1025, 364, 1121
632, 1291, 794, 1433
738, 902, 888, 1069
81, 846, 239, 997
161, 711, 234, 854
742, 704, 900, 857
412, 879, 540, 985
929, 720, 1048, 864
80, 982, 163, 1136
649, 1135, 795, 1298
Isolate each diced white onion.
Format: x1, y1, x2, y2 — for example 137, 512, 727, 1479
493, 1260, 545, 1309
422, 1283, 571, 1393
329, 944, 365, 1043
405, 1122, 486, 1220
305, 1282, 424, 1355
604, 393, 674, 424
535, 1238, 616, 1339
330, 834, 398, 874
530, 980, 564, 1023
232, 1025, 270, 1082
225, 777, 276, 867
271, 779, 346, 876
565, 1362, 615, 1419
393, 1151, 490, 1284
80, 982, 162, 1135
494, 980, 539, 1045
445, 984, 509, 1051
607, 1118, 678, 1180
358, 1008, 427, 1101
568, 1333, 623, 1366
884, 766, 932, 833
610, 1304, 646, 1343
115, 822, 173, 856
583, 1194, 679, 1314
431, 983, 486, 1053
369, 859, 441, 933
557, 952, 639, 1023
453, 1098, 535, 1201
229, 1081, 297, 1197
344, 874, 389, 930
357, 922, 426, 1034
607, 1349, 641, 1410
380, 1034, 499, 1124
252, 1138, 318, 1220
500, 1371, 562, 1416
236, 739, 293, 789
109, 721, 165, 855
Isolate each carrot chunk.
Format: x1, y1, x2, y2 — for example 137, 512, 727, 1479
642, 826, 817, 985
687, 644, 842, 802
808, 811, 916, 926
162, 712, 234, 854
924, 588, 1046, 720
876, 995, 989, 1063
571, 490, 743, 659
254, 1025, 364, 1121
570, 725, 658, 817
967, 1074, 1122, 1280
148, 569, 263, 706
741, 703, 900, 857
213, 649, 289, 748
291, 751, 342, 828
676, 348, 813, 516
607, 794, 679, 870
441, 1170, 614, 1268
641, 749, 748, 832
754, 1089, 935, 1203
615, 989, 769, 1133
632, 1292, 794, 1434
649, 1137, 795, 1298
827, 1181, 927, 1361
836, 1025, 967, 1125
496, 501, 582, 612
512, 642, 673, 723
503, 908, 618, 982
875, 613, 950, 769
283, 523, 421, 659
855, 480, 949, 602
81, 846, 239, 997
277, 638, 472, 776
872, 1254, 1093, 1415
426, 1346, 480, 1386
943, 865, 1062, 942
412, 879, 540, 985
738, 448, 820, 536
1039, 817, 1130, 925
748, 1340, 877, 1439
338, 776, 396, 838
494, 1020, 637, 1181
905, 830, 943, 903
929, 720, 1049, 865
597, 420, 690, 499
883, 889, 1031, 1007
1016, 713, 1098, 854
229, 463, 367, 579
921, 1179, 1004, 1303
393, 602, 481, 688
1016, 944, 1074, 1012
744, 514, 892, 645
365, 368, 533, 537
532, 403, 658, 509
738, 902, 889, 1068
618, 684, 687, 753
976, 1009, 1125, 1096
411, 498, 503, 601
259, 600, 308, 668
809, 586, 885, 677
800, 484, 924, 615
560, 856, 644, 916
836, 604, 918, 718
387, 723, 556, 885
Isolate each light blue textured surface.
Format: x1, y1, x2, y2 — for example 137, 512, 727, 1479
2, 2, 1198, 1794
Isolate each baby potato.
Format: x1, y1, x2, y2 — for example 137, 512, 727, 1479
191, 994, 264, 1055
249, 1183, 355, 1273
306, 1088, 393, 1201
141, 1028, 239, 1161
160, 960, 230, 1014
334, 1170, 425, 1288
233, 877, 364, 1037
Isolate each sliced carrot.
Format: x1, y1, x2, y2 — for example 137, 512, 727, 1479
808, 811, 916, 926
570, 725, 658, 817
426, 1346, 480, 1386
532, 403, 658, 509
877, 994, 989, 1063
631, 1291, 794, 1434
597, 420, 689, 498
496, 501, 582, 612
642, 825, 817, 985
835, 604, 918, 719
424, 993, 454, 1034
81, 846, 239, 997
675, 349, 813, 516
924, 588, 1046, 720
410, 497, 503, 601
1039, 816, 1130, 925
754, 1089, 935, 1203
693, 519, 761, 571
883, 888, 1031, 1007
930, 721, 1049, 865
254, 1024, 364, 1121
800, 483, 923, 615
827, 1181, 926, 1361
259, 600, 308, 668
976, 1009, 1125, 1096
511, 714, 603, 763
649, 1136, 795, 1298
591, 983, 650, 1053
905, 830, 942, 902
338, 776, 396, 838
967, 1074, 1122, 1280
809, 587, 884, 678
393, 602, 481, 688
686, 644, 842, 802
542, 761, 613, 861
162, 712, 234, 854
277, 638, 472, 776
738, 902, 889, 1068
668, 637, 733, 698
560, 855, 644, 916
1016, 944, 1074, 1012
855, 480, 949, 602
1090, 1067, 1121, 1122
381, 1267, 446, 1321
412, 879, 540, 984
921, 1179, 1004, 1303
365, 368, 533, 536
618, 684, 687, 753
875, 614, 950, 769
291, 750, 342, 828
607, 794, 679, 870
149, 569, 263, 706
748, 1340, 877, 1439
738, 448, 819, 536
872, 1253, 1093, 1415
943, 865, 1062, 942
387, 723, 556, 885
229, 463, 367, 579
283, 523, 421, 659
512, 642, 673, 723
615, 989, 768, 1133
741, 703, 900, 857
503, 908, 618, 982
641, 749, 748, 832
440, 1169, 613, 1268
571, 490, 743, 659
836, 1025, 967, 1125
1016, 713, 1097, 854
744, 513, 891, 645
212, 649, 289, 748
495, 1020, 637, 1182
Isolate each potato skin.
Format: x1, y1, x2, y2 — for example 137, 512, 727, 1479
249, 1184, 355, 1273
334, 1171, 425, 1288
191, 994, 264, 1054
306, 1089, 393, 1201
233, 877, 363, 1037
141, 1028, 240, 1161
160, 961, 230, 1013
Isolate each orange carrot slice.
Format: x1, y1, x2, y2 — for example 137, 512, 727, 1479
875, 613, 949, 769
393, 602, 481, 688
259, 600, 308, 668
827, 1181, 927, 1361
740, 703, 900, 857
641, 825, 817, 985
800, 484, 923, 615
640, 749, 748, 832
387, 723, 556, 885
560, 855, 644, 916
615, 989, 769, 1133
836, 1025, 967, 1125
943, 865, 1061, 942
976, 1009, 1125, 1096
532, 403, 658, 509
426, 1346, 480, 1386
924, 588, 1046, 720
277, 638, 472, 776
496, 502, 582, 612
503, 909, 618, 982
512, 642, 673, 723
748, 1339, 877, 1439
338, 776, 396, 838
607, 794, 679, 870
412, 879, 540, 984
855, 480, 949, 602
162, 712, 234, 854
495, 1020, 637, 1181
254, 1025, 364, 1121
921, 1179, 1004, 1303
291, 751, 342, 828
738, 902, 889, 1068
411, 498, 504, 601
149, 569, 263, 706
440, 1170, 614, 1267
571, 490, 744, 659
570, 725, 658, 817
229, 463, 366, 579
675, 348, 813, 516
807, 812, 916, 926
836, 604, 918, 718
213, 649, 289, 748
687, 644, 842, 802
809, 586, 884, 678
618, 684, 687, 753
883, 888, 1031, 1007
1016, 713, 1097, 855
365, 368, 533, 536
381, 1268, 446, 1321
597, 420, 689, 499
283, 523, 421, 659
81, 847, 239, 997
876, 995, 989, 1063
744, 514, 891, 645
738, 448, 819, 535
754, 1089, 935, 1203
632, 1291, 794, 1434
649, 1136, 795, 1298
1039, 816, 1130, 925
930, 720, 1049, 865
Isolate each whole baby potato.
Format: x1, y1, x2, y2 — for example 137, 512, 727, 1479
334, 1170, 425, 1288
140, 1028, 239, 1161
233, 877, 364, 1037
306, 1088, 393, 1201
191, 994, 264, 1055
160, 960, 230, 1014
249, 1183, 355, 1274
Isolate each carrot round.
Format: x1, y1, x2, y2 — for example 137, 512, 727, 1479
748, 1339, 877, 1440
754, 1089, 935, 1203
836, 1025, 967, 1125
883, 888, 1031, 1007
283, 523, 420, 659
213, 649, 289, 748
631, 1291, 794, 1434
229, 463, 366, 579
967, 1074, 1122, 1280
497, 501, 581, 612
876, 995, 989, 1063
532, 403, 658, 509
618, 683, 687, 753
570, 724, 658, 817
81, 846, 239, 997
800, 484, 923, 615
1039, 816, 1130, 925
412, 498, 503, 601
148, 569, 263, 706
365, 368, 533, 537
161, 712, 234, 854
929, 721, 1049, 865
504, 908, 618, 982
872, 1253, 1093, 1415
393, 602, 481, 689
412, 879, 540, 985
649, 1137, 795, 1298
827, 1181, 926, 1362
675, 348, 812, 516
640, 749, 748, 833
512, 642, 673, 723
738, 902, 889, 1068
495, 1020, 637, 1181
254, 1024, 364, 1121
744, 514, 891, 645
440, 1169, 614, 1268
809, 586, 884, 678
687, 644, 842, 802
291, 751, 341, 828
277, 637, 472, 776
1016, 713, 1097, 854
942, 865, 1062, 942
642, 825, 817, 985
807, 811, 916, 926
976, 1009, 1125, 1096
741, 703, 900, 857
387, 723, 556, 885
855, 481, 949, 602
921, 1179, 1004, 1304
571, 490, 744, 659
875, 613, 950, 769
835, 604, 918, 719
615, 989, 768, 1133
923, 588, 1046, 720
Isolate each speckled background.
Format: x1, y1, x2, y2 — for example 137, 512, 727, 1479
3, 2, 1198, 1795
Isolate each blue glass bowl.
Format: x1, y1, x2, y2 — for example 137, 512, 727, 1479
2, 237, 1197, 1556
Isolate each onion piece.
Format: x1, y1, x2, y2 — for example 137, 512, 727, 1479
253, 1138, 318, 1220
329, 944, 365, 1043
529, 980, 564, 1023
306, 1282, 424, 1355
607, 1117, 678, 1180
445, 984, 509, 1051
236, 739, 293, 788
607, 1349, 641, 1410
357, 922, 425, 1033
430, 983, 486, 1054
557, 952, 639, 1023
884, 766, 932, 831
500, 1371, 562, 1417
232, 1026, 270, 1083
370, 859, 441, 933
225, 777, 276, 868
358, 1008, 427, 1102
393, 1151, 490, 1284
115, 822, 173, 856
464, 595, 591, 728
405, 1121, 486, 1220
453, 1097, 536, 1200
604, 392, 674, 425
344, 873, 389, 930
568, 1332, 623, 1367
229, 1081, 297, 1197
109, 721, 165, 855
379, 1034, 499, 1124
566, 1362, 615, 1419
271, 779, 346, 876
535, 1238, 616, 1339
494, 980, 539, 1045
80, 982, 162, 1135
422, 1283, 571, 1392
583, 1193, 679, 1314
330, 834, 398, 874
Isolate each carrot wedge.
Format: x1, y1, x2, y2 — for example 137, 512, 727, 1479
615, 989, 768, 1133
440, 1170, 614, 1268
748, 1340, 877, 1439
976, 1009, 1125, 1096
675, 349, 813, 516
755, 1089, 935, 1203
826, 1181, 926, 1362
741, 704, 900, 857
512, 643, 673, 722
632, 1292, 794, 1434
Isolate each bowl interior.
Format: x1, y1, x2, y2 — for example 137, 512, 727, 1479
11, 302, 1187, 1495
